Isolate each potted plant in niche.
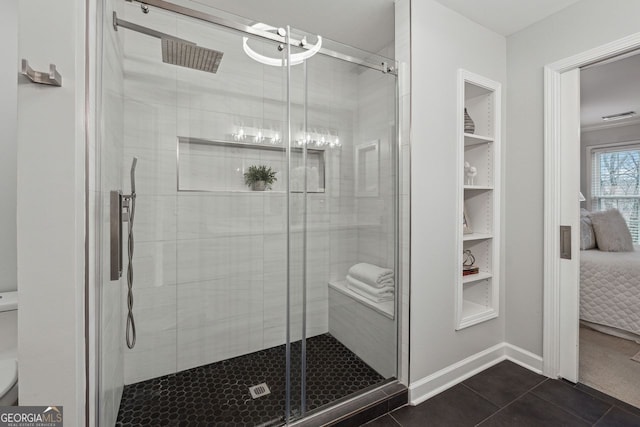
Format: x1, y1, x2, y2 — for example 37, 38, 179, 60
244, 165, 277, 191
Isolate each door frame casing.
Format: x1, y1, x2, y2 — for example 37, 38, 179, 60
543, 31, 640, 379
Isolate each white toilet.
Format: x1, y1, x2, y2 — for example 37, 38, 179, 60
0, 291, 18, 406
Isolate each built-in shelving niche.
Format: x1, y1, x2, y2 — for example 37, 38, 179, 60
177, 136, 326, 193
456, 70, 501, 330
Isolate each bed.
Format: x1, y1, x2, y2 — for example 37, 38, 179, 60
580, 208, 640, 340
580, 247, 640, 337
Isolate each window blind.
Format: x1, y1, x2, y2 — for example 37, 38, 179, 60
590, 144, 640, 243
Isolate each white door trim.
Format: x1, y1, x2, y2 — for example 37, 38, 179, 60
543, 31, 640, 378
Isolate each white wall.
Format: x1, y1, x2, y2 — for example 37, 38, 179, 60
0, 0, 18, 294
410, 0, 506, 384
506, 0, 640, 356
580, 123, 640, 197
17, 1, 86, 425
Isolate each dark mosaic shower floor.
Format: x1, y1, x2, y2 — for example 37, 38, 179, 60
115, 334, 386, 426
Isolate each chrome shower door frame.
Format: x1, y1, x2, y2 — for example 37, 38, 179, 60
93, 1, 402, 425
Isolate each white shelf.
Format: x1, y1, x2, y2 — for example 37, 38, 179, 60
456, 69, 501, 330
464, 185, 493, 191
459, 302, 497, 329
464, 133, 494, 146
462, 271, 492, 284
463, 233, 492, 241
462, 300, 490, 317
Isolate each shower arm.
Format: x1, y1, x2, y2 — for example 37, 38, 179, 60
113, 12, 192, 44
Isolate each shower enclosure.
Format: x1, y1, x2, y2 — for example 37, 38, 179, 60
95, 0, 399, 425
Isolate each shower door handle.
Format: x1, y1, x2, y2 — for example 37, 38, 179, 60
110, 190, 123, 280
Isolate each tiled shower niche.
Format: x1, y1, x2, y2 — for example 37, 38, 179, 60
177, 137, 327, 193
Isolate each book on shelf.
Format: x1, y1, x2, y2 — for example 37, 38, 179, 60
462, 266, 479, 276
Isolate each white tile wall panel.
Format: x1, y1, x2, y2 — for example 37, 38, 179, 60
118, 2, 397, 385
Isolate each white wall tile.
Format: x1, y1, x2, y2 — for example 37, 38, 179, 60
123, 285, 177, 384
124, 331, 177, 384
132, 241, 177, 289
133, 195, 177, 243
118, 2, 399, 386
124, 146, 177, 196
177, 316, 264, 372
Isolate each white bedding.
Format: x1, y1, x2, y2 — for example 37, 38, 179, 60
580, 246, 640, 335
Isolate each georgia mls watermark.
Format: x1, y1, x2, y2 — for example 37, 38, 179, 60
0, 406, 63, 427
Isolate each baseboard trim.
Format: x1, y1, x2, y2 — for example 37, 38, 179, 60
408, 342, 543, 405
408, 343, 505, 405
504, 343, 543, 374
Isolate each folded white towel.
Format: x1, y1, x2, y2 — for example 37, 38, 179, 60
346, 275, 394, 296
376, 278, 394, 287
347, 282, 394, 303
348, 263, 394, 288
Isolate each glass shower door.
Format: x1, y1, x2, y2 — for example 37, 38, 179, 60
99, 3, 296, 424
98, 2, 398, 425
173, 18, 292, 426
285, 26, 400, 421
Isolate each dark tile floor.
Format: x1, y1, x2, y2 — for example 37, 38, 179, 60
116, 333, 385, 426
364, 360, 640, 427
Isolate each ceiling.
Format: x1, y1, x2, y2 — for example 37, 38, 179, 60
581, 52, 640, 129
189, 0, 587, 54
185, 1, 640, 130
191, 0, 395, 54
433, 0, 581, 36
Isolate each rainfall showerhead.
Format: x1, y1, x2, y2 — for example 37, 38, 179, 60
161, 38, 224, 74
113, 12, 224, 74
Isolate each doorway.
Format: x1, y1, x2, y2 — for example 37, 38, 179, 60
543, 32, 640, 403
577, 51, 640, 407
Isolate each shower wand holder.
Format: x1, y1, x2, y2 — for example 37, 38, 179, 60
110, 190, 135, 280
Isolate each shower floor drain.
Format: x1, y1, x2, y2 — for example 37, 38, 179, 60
249, 383, 271, 399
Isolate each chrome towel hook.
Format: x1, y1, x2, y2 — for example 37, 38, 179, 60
20, 59, 62, 87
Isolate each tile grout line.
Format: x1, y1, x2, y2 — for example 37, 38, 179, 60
575, 382, 640, 416
592, 406, 615, 426
387, 411, 403, 426
469, 377, 550, 426
526, 386, 615, 426
459, 382, 504, 409
530, 382, 614, 425
459, 382, 513, 427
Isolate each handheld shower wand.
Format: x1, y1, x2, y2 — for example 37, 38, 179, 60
125, 157, 138, 349
130, 157, 137, 194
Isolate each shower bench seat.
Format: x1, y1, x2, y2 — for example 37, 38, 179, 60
328, 280, 396, 379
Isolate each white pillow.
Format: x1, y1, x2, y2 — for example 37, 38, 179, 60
580, 212, 597, 250
589, 209, 634, 252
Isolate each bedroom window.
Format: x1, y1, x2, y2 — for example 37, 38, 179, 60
590, 144, 640, 243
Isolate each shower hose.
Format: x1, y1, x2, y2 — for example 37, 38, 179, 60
126, 191, 136, 349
